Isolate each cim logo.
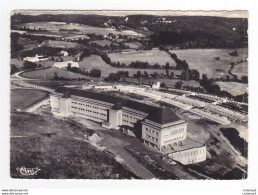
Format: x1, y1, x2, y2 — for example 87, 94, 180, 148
17, 166, 41, 176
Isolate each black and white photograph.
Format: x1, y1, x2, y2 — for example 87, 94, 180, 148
9, 10, 249, 180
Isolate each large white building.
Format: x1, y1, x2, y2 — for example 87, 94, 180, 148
50, 87, 206, 164
23, 54, 48, 62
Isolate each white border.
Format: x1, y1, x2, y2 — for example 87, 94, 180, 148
1, 0, 257, 193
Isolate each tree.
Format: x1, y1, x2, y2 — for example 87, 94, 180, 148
54, 72, 58, 80
185, 69, 190, 81
124, 71, 129, 78
165, 62, 170, 76
67, 63, 72, 71
170, 72, 174, 79
89, 68, 101, 77
136, 71, 142, 78
160, 82, 167, 88
23, 61, 37, 69
10, 64, 18, 75
175, 81, 183, 89
202, 74, 208, 81
153, 63, 161, 69
241, 76, 248, 83
144, 71, 149, 79
180, 71, 186, 80
190, 69, 200, 81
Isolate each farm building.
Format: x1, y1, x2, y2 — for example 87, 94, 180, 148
53, 61, 79, 69
60, 50, 69, 56
23, 54, 48, 62
50, 87, 206, 164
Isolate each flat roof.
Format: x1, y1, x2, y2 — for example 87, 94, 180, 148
163, 138, 205, 154
55, 87, 158, 114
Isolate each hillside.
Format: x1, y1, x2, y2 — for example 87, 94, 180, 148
11, 14, 248, 49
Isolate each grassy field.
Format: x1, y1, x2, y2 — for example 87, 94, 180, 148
40, 40, 84, 49
108, 49, 177, 66
123, 42, 142, 49
11, 89, 49, 111
231, 62, 248, 79
10, 112, 136, 179
215, 81, 248, 96
20, 67, 88, 80
27, 80, 86, 89
90, 40, 112, 47
17, 22, 144, 37
17, 37, 39, 51
79, 55, 178, 77
169, 48, 248, 79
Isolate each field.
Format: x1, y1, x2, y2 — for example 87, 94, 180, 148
108, 49, 177, 66
17, 37, 39, 51
123, 42, 143, 49
169, 48, 248, 79
215, 81, 248, 96
231, 62, 248, 79
10, 112, 136, 179
20, 67, 88, 80
11, 89, 49, 111
79, 55, 178, 77
90, 40, 112, 47
40, 40, 84, 49
16, 22, 144, 37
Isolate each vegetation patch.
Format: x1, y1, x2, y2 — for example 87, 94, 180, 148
10, 112, 137, 179
108, 49, 176, 66
220, 128, 248, 158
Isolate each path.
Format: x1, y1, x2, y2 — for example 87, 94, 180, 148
99, 132, 155, 179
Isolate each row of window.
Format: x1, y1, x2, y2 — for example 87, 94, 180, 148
122, 119, 134, 124
145, 128, 159, 136
122, 114, 140, 121
174, 149, 205, 159
71, 101, 106, 111
145, 134, 158, 143
71, 106, 107, 116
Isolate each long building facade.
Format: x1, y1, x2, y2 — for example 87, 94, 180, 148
50, 87, 206, 165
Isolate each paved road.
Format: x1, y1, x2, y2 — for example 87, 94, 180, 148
99, 132, 155, 179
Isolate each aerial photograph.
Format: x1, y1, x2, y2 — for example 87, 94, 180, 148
10, 10, 248, 180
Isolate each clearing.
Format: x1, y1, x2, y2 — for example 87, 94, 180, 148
79, 55, 177, 77
20, 67, 88, 80
90, 40, 112, 47
215, 81, 248, 96
16, 22, 144, 37
169, 48, 248, 79
108, 49, 176, 66
40, 40, 84, 49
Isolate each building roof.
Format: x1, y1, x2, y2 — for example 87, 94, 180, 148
55, 87, 158, 114
146, 107, 181, 124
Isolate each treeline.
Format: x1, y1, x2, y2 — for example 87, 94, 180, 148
10, 61, 45, 75
105, 71, 129, 82
66, 64, 101, 78
150, 30, 247, 49
11, 13, 117, 27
